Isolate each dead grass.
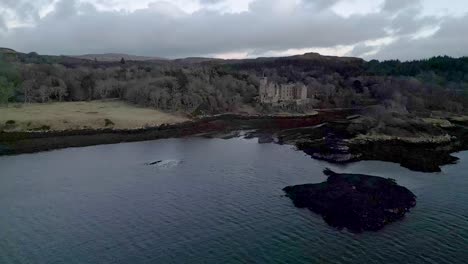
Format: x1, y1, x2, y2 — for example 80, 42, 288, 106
422, 118, 454, 128
451, 115, 468, 122
0, 100, 190, 132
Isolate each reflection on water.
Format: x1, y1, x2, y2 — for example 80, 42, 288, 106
0, 138, 467, 264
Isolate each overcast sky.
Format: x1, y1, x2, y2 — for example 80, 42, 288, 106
0, 0, 467, 60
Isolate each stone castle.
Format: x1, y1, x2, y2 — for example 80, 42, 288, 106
259, 77, 308, 105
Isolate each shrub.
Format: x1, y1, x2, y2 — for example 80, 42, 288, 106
104, 118, 115, 127
0, 77, 15, 104
32, 125, 51, 131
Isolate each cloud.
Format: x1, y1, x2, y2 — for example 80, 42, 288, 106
0, 0, 53, 23
382, 0, 419, 13
0, 15, 5, 30
371, 13, 468, 60
199, 0, 224, 4
0, 0, 465, 60
51, 0, 79, 19
0, 0, 389, 57
303, 0, 341, 10
349, 43, 376, 58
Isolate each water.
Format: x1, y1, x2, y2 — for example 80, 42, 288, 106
0, 138, 467, 264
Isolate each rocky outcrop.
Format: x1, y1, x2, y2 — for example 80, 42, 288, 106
279, 115, 468, 172
283, 169, 416, 232
349, 140, 460, 172
296, 136, 461, 172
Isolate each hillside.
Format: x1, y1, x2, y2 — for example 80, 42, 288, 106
0, 48, 17, 54
74, 53, 167, 62
1, 48, 467, 117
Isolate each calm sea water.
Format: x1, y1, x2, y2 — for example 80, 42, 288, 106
0, 138, 467, 264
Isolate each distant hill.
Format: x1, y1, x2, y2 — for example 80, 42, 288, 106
74, 53, 167, 62
0, 48, 17, 55
0, 48, 18, 61
173, 57, 225, 64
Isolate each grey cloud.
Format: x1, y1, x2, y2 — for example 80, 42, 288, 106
0, 0, 22, 7
382, 0, 420, 13
51, 0, 78, 19
348, 43, 376, 58
198, 0, 224, 4
371, 14, 468, 60
0, 0, 390, 58
0, 14, 5, 29
0, 0, 53, 21
389, 8, 439, 35
303, 0, 341, 10
0, 0, 461, 60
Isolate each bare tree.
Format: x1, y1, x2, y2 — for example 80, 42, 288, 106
37, 85, 51, 103
20, 79, 36, 103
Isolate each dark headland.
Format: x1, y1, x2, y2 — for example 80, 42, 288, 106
283, 169, 417, 233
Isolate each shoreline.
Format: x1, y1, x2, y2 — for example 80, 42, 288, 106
0, 111, 346, 155
1, 110, 467, 173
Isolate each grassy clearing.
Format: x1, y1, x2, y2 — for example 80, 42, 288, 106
422, 118, 455, 128
0, 100, 190, 132
451, 115, 468, 122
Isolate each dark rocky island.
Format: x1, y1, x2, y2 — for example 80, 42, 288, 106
283, 169, 417, 232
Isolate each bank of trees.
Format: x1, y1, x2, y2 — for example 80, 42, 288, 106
1, 52, 468, 115
12, 62, 258, 114
0, 54, 21, 104
366, 56, 468, 94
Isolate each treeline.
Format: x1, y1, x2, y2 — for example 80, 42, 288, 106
12, 61, 258, 114
225, 53, 365, 80
0, 54, 21, 104
366, 56, 468, 86
224, 54, 468, 113
1, 51, 468, 115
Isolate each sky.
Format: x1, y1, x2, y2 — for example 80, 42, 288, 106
0, 0, 467, 60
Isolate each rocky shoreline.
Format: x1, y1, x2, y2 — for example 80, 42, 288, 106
1, 110, 467, 173
275, 115, 468, 173
283, 169, 417, 232
0, 111, 347, 156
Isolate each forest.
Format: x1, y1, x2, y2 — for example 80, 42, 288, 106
1, 49, 468, 116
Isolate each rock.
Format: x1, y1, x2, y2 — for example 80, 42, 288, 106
283, 169, 416, 233
146, 160, 163, 165
146, 159, 183, 168
349, 141, 460, 172
295, 131, 461, 172
258, 134, 274, 144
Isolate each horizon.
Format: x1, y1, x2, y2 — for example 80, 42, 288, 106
1, 0, 467, 60
2, 47, 466, 63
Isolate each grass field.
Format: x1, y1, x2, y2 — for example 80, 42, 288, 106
0, 100, 190, 132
